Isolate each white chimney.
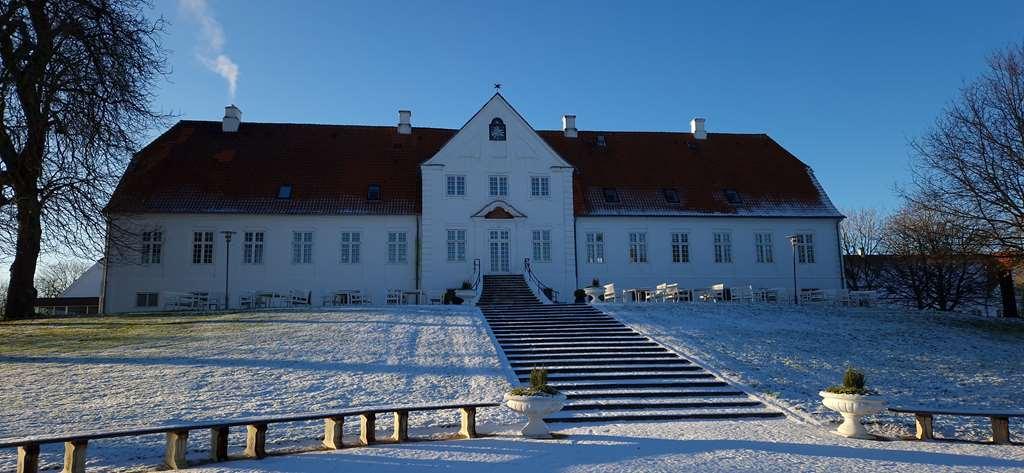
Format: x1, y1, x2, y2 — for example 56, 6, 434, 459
562, 114, 577, 138
222, 105, 241, 133
397, 110, 412, 135
690, 117, 706, 140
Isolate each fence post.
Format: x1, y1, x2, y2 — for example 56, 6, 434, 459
914, 414, 933, 440
164, 430, 189, 469
459, 407, 477, 439
360, 413, 376, 445
210, 426, 229, 462
323, 417, 345, 449
17, 444, 39, 473
393, 410, 409, 442
992, 416, 1011, 445
245, 424, 267, 459
62, 440, 88, 473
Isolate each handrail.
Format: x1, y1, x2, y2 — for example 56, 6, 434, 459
523, 258, 559, 303
2, 400, 500, 471
471, 258, 482, 291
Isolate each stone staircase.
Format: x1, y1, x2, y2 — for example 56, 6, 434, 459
478, 276, 783, 423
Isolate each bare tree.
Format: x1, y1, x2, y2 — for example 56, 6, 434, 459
0, 0, 168, 319
880, 204, 998, 312
841, 207, 890, 291
34, 259, 88, 297
906, 43, 1024, 257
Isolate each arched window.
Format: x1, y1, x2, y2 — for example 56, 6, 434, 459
489, 118, 506, 141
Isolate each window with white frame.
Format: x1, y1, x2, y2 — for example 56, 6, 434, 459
713, 232, 732, 263
530, 176, 550, 197
446, 175, 466, 197
795, 233, 815, 264
628, 232, 648, 263
532, 230, 552, 262
488, 175, 508, 197
291, 231, 313, 264
671, 232, 689, 263
191, 231, 214, 264
243, 231, 264, 264
136, 292, 159, 307
141, 230, 162, 264
586, 232, 605, 264
447, 229, 466, 262
755, 232, 773, 263
388, 231, 408, 263
339, 231, 361, 264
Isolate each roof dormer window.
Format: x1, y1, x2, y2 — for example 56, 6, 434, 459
602, 187, 620, 203
596, 135, 607, 147
277, 185, 292, 199
724, 189, 742, 205
663, 188, 680, 203
367, 184, 381, 201
489, 118, 506, 141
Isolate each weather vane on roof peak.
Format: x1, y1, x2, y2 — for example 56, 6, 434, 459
494, 83, 502, 91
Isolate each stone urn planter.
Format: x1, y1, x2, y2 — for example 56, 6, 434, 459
504, 392, 567, 438
819, 367, 884, 439
582, 286, 603, 304
819, 391, 886, 438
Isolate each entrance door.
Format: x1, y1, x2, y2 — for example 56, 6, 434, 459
488, 229, 511, 273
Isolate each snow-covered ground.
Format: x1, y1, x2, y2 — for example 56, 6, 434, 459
192, 419, 1024, 472
0, 307, 517, 472
602, 303, 1024, 442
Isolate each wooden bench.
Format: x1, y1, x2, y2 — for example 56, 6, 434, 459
889, 406, 1023, 444
0, 401, 498, 473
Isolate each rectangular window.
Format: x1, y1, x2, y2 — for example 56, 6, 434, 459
339, 232, 361, 264
447, 229, 466, 262
671, 232, 689, 263
446, 175, 466, 197
755, 232, 774, 263
192, 231, 214, 264
714, 232, 732, 263
796, 233, 816, 264
488, 175, 508, 197
388, 231, 408, 264
532, 230, 552, 262
135, 292, 159, 307
530, 176, 550, 197
141, 231, 162, 264
243, 231, 265, 265
292, 231, 313, 264
628, 232, 648, 263
586, 232, 605, 264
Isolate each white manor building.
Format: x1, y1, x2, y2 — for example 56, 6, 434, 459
100, 94, 844, 313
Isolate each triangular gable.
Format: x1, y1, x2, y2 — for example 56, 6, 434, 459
422, 93, 573, 168
471, 200, 527, 218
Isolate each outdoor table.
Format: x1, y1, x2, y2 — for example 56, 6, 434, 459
624, 288, 652, 303
402, 290, 423, 305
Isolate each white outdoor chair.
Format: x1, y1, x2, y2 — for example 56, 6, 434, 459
677, 288, 693, 303
602, 283, 617, 303
732, 285, 755, 303
693, 288, 711, 302
710, 284, 727, 302
664, 283, 680, 302
647, 283, 668, 303
289, 290, 311, 307
830, 289, 851, 306
428, 291, 444, 305
386, 289, 403, 305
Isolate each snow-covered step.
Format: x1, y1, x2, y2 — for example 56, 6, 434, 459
562, 400, 763, 411
509, 359, 692, 368
507, 355, 683, 364
502, 346, 669, 355
545, 408, 785, 423
521, 373, 716, 382
507, 352, 677, 360
493, 329, 637, 336
550, 380, 731, 390
499, 340, 658, 347
513, 365, 701, 375
566, 389, 746, 400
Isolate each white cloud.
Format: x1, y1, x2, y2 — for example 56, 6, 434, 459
179, 0, 239, 99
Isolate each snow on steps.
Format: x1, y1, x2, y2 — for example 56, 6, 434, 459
479, 287, 782, 424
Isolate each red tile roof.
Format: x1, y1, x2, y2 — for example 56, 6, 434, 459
106, 121, 840, 218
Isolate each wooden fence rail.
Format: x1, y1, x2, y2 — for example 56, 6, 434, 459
0, 401, 499, 473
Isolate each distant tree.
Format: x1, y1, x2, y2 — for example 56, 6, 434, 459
34, 260, 88, 298
906, 42, 1024, 258
841, 207, 890, 291
0, 0, 169, 319
880, 204, 998, 312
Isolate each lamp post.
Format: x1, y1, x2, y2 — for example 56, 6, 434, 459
221, 231, 236, 310
787, 234, 799, 305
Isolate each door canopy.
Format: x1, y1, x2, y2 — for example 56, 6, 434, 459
472, 200, 527, 219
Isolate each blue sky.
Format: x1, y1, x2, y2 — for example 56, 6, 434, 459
152, 0, 1024, 212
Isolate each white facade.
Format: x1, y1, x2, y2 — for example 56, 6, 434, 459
419, 95, 577, 299
104, 214, 417, 313
576, 217, 843, 294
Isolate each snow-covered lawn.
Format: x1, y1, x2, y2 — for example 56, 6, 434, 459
192, 419, 1024, 472
0, 307, 516, 472
603, 303, 1024, 442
